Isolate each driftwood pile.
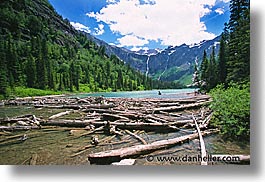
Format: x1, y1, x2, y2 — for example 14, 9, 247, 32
6, 94, 249, 165
1, 95, 213, 132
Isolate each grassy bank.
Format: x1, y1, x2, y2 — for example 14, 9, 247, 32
0, 87, 64, 100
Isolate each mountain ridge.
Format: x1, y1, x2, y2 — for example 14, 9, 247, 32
84, 32, 221, 85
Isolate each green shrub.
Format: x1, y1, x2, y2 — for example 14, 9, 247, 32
209, 83, 250, 141
11, 87, 62, 98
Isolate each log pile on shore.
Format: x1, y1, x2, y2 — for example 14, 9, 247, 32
0, 94, 226, 165
0, 95, 213, 131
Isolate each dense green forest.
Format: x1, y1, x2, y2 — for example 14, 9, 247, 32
0, 0, 182, 99
193, 0, 250, 140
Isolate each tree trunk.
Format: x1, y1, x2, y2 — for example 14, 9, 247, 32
153, 101, 211, 113
41, 119, 193, 131
88, 129, 219, 164
0, 125, 40, 131
192, 114, 207, 165
48, 110, 73, 120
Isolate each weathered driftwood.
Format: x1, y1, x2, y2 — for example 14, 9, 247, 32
102, 113, 130, 121
48, 110, 73, 120
41, 119, 193, 131
157, 102, 180, 107
192, 114, 207, 165
41, 119, 102, 127
82, 108, 117, 114
153, 101, 211, 113
145, 114, 171, 123
0, 114, 40, 125
124, 129, 147, 145
88, 129, 219, 164
201, 112, 213, 126
34, 104, 81, 109
0, 117, 31, 124
0, 125, 40, 131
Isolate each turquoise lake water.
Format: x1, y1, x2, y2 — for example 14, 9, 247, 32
74, 88, 196, 99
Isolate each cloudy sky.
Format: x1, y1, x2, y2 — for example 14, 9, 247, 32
48, 0, 230, 51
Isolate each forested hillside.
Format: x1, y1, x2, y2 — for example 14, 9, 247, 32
193, 0, 250, 140
0, 0, 181, 98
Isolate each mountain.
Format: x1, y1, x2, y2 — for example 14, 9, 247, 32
1, 0, 180, 97
85, 33, 221, 86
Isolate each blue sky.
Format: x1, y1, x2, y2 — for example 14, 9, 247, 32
48, 0, 230, 50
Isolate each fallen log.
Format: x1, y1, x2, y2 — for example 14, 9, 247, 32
153, 101, 211, 113
0, 125, 40, 131
146, 114, 170, 123
82, 109, 140, 120
102, 113, 130, 121
0, 114, 40, 125
192, 114, 207, 165
124, 129, 147, 145
41, 119, 192, 131
201, 112, 213, 126
0, 117, 31, 124
82, 108, 118, 114
157, 102, 180, 107
34, 104, 81, 110
41, 119, 102, 127
88, 129, 219, 164
48, 110, 73, 120
144, 118, 179, 130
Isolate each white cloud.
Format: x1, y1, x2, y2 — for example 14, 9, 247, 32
219, 0, 230, 3
94, 24, 105, 35
106, 0, 118, 4
215, 8, 224, 15
87, 0, 218, 47
117, 34, 149, 47
70, 22, 91, 33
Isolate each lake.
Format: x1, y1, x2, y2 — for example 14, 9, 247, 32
73, 88, 196, 99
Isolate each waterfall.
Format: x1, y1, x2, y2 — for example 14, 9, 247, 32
145, 55, 150, 77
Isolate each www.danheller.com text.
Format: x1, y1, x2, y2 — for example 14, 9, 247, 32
145, 154, 247, 163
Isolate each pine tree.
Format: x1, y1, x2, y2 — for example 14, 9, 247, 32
0, 41, 8, 95
217, 33, 227, 85
69, 62, 74, 92
69, 62, 80, 91
208, 46, 218, 90
25, 54, 36, 88
46, 59, 55, 90
6, 34, 20, 85
200, 50, 209, 91
117, 69, 123, 89
36, 51, 47, 89
226, 0, 250, 83
75, 65, 80, 91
